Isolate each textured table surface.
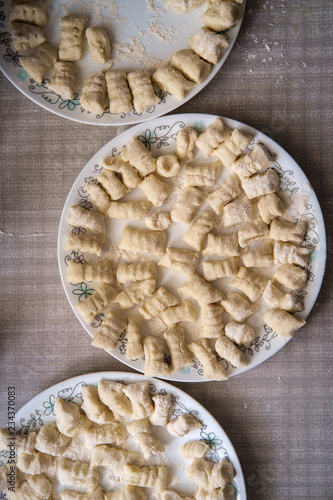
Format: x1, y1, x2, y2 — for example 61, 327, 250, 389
0, 1, 332, 498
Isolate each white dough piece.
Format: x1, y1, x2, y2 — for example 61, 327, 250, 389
200, 303, 224, 339
104, 485, 146, 500
127, 69, 160, 114
80, 72, 107, 115
58, 457, 99, 492
215, 336, 248, 367
59, 15, 88, 62
86, 183, 110, 215
21, 42, 58, 83
224, 321, 256, 346
202, 232, 239, 257
17, 451, 53, 475
149, 393, 172, 427
35, 423, 72, 456
230, 142, 273, 181
172, 49, 211, 84
102, 155, 140, 189
105, 70, 132, 114
145, 212, 172, 230
10, 0, 47, 27
68, 204, 105, 234
126, 316, 144, 360
123, 382, 154, 419
91, 309, 127, 352
127, 418, 164, 459
139, 287, 179, 319
229, 266, 267, 301
163, 490, 194, 500
75, 282, 118, 323
263, 280, 303, 312
213, 129, 252, 166
190, 26, 230, 64
206, 174, 241, 214
269, 218, 307, 244
187, 339, 228, 380
183, 211, 216, 251
11, 21, 47, 50
61, 487, 104, 500
167, 414, 201, 437
98, 170, 129, 200
120, 138, 157, 177
171, 187, 206, 224
118, 226, 166, 255
221, 292, 258, 322
10, 474, 52, 500
186, 458, 235, 491
97, 380, 132, 418
262, 308, 306, 338
115, 279, 156, 309
167, 0, 204, 12
238, 217, 269, 248
156, 154, 181, 177
107, 201, 151, 219
164, 326, 193, 373
86, 27, 111, 64
67, 259, 114, 284
81, 385, 115, 424
178, 273, 223, 306
273, 242, 312, 267
221, 196, 253, 227
184, 161, 221, 187
48, 61, 79, 100
65, 234, 105, 256
153, 65, 195, 99
176, 127, 198, 162
241, 168, 280, 200
202, 257, 239, 281
161, 300, 196, 327
180, 440, 210, 459
273, 263, 308, 290
143, 335, 171, 377
257, 193, 286, 224
55, 398, 92, 438
90, 445, 137, 473
139, 174, 171, 207
202, 0, 243, 32
195, 118, 232, 157
124, 464, 167, 492
159, 247, 199, 275
116, 261, 157, 284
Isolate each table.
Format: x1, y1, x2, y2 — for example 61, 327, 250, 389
0, 1, 332, 498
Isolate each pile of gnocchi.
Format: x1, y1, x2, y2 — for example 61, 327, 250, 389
0, 380, 236, 499
9, 0, 244, 114
65, 117, 312, 380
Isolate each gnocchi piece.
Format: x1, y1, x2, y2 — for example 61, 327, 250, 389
189, 26, 230, 64
230, 142, 273, 181
167, 0, 204, 12
229, 266, 267, 301
273, 263, 308, 290
178, 273, 223, 306
164, 326, 193, 372
143, 335, 171, 377
102, 155, 140, 189
61, 433, 89, 463
184, 160, 221, 187
48, 61, 79, 100
171, 186, 206, 224
221, 196, 253, 228
65, 234, 105, 257
176, 127, 198, 163
126, 316, 144, 360
241, 168, 280, 200
127, 418, 164, 459
156, 154, 181, 177
179, 440, 210, 459
115, 279, 156, 309
75, 283, 118, 323
86, 27, 111, 64
224, 321, 256, 346
183, 211, 216, 251
81, 385, 114, 424
263, 280, 303, 312
145, 212, 172, 231
153, 65, 196, 99
91, 309, 127, 352
195, 118, 232, 158
97, 381, 132, 418
202, 233, 239, 257
61, 487, 104, 500
124, 464, 167, 492
161, 300, 196, 327
273, 242, 312, 267
237, 217, 269, 248
35, 423, 72, 456
11, 474, 52, 500
104, 485, 146, 500
10, 0, 47, 27
195, 485, 235, 500
159, 247, 199, 275
116, 261, 157, 284
215, 336, 248, 367
120, 138, 157, 177
206, 173, 241, 214
162, 491, 194, 500
262, 308, 306, 338
186, 458, 235, 491
21, 42, 58, 83
58, 457, 99, 492
17, 451, 53, 475
118, 226, 166, 255
202, 0, 243, 32
149, 393, 172, 427
67, 259, 114, 284
202, 257, 239, 281
139, 287, 179, 320
200, 303, 224, 338
172, 49, 212, 84
122, 382, 154, 420
213, 129, 252, 167
127, 69, 160, 114
187, 339, 228, 380
68, 204, 106, 234
59, 14, 88, 61
167, 414, 201, 437
139, 174, 171, 207
108, 201, 151, 220
269, 218, 307, 244
85, 183, 110, 215
80, 72, 107, 115
55, 398, 92, 438
11, 22, 47, 50
105, 70, 133, 115
221, 292, 258, 322
257, 193, 286, 224
91, 445, 137, 473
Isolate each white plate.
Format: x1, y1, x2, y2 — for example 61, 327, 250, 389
58, 113, 326, 381
0, 0, 245, 125
0, 372, 246, 498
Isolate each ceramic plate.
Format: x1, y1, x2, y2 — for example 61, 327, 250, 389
0, 371, 246, 498
0, 0, 245, 125
58, 113, 326, 381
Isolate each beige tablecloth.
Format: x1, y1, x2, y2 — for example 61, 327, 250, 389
0, 1, 332, 498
